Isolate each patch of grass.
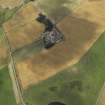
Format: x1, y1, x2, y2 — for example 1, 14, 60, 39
0, 6, 20, 66
0, 67, 16, 105
14, 39, 44, 62
38, 0, 78, 22
0, 6, 20, 39
24, 32, 105, 105
0, 27, 8, 66
0, 27, 4, 39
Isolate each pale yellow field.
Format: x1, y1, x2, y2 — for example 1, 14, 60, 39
3, 3, 45, 50
0, 0, 22, 9
15, 0, 105, 89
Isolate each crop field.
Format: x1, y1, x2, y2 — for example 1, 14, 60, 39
37, 0, 81, 23
0, 67, 16, 105
3, 3, 45, 50
0, 0, 22, 9
23, 32, 105, 105
15, 0, 105, 89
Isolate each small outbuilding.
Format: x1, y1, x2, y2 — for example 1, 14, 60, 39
48, 102, 65, 105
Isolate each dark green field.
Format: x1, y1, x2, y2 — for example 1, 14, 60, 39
0, 67, 16, 105
23, 32, 105, 105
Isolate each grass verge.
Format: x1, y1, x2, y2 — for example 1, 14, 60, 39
0, 67, 16, 105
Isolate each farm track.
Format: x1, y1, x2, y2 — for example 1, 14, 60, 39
3, 29, 27, 105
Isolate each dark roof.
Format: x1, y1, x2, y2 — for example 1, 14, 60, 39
48, 102, 65, 105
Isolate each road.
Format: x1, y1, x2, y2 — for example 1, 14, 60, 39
3, 30, 27, 105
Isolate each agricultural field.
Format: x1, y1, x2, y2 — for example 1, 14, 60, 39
0, 6, 20, 66
0, 27, 8, 66
0, 0, 22, 9
23, 32, 105, 105
0, 67, 16, 105
37, 0, 81, 23
15, 0, 105, 89
3, 3, 45, 50
98, 87, 105, 105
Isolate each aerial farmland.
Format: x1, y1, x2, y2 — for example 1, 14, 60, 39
0, 0, 22, 9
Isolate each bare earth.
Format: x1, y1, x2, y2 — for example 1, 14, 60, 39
14, 0, 105, 89
0, 0, 22, 9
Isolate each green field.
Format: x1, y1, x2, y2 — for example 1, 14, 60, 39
0, 67, 16, 105
0, 6, 20, 66
23, 32, 105, 105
